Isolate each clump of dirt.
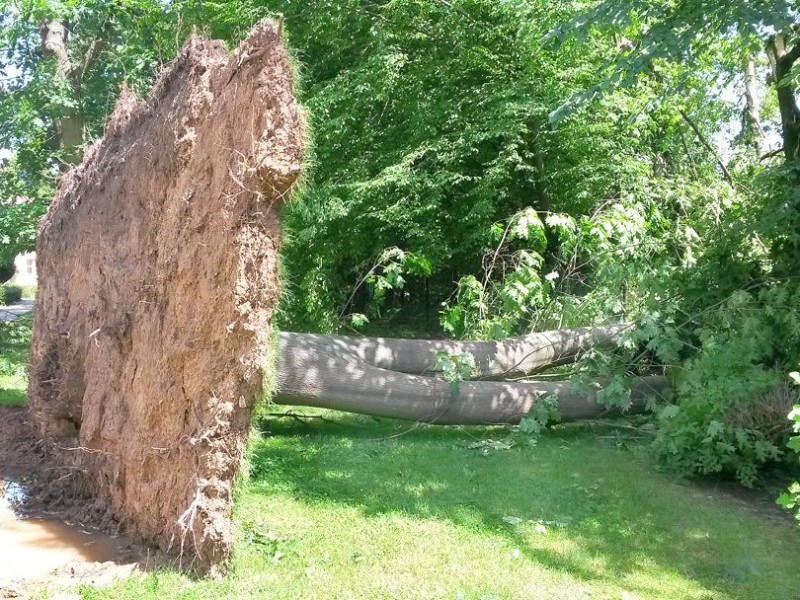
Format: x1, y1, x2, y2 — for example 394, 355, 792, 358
28, 19, 305, 574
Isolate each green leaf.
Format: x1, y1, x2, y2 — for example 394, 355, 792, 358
349, 313, 369, 329
777, 492, 797, 510
786, 436, 800, 453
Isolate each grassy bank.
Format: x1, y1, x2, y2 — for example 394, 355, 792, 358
83, 414, 799, 600
0, 313, 31, 406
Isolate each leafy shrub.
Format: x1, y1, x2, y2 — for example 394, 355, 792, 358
647, 283, 800, 485
516, 393, 561, 437
434, 350, 476, 394
0, 284, 23, 305
0, 261, 15, 283
440, 207, 554, 339
777, 371, 800, 522
653, 406, 782, 486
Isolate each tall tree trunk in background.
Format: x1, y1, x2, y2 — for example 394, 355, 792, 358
40, 20, 84, 165
40, 18, 106, 167
741, 56, 766, 157
766, 33, 800, 163
530, 121, 551, 213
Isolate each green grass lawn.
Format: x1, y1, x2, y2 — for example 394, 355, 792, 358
79, 413, 800, 600
0, 313, 31, 406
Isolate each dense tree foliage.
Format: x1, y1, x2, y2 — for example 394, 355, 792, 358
553, 0, 800, 484
0, 0, 182, 262
1, 0, 799, 488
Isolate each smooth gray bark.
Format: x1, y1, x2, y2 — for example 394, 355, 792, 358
279, 323, 631, 380
274, 327, 671, 425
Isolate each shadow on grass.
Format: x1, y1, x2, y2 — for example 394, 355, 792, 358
248, 412, 800, 598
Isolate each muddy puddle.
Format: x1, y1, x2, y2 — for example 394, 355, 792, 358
0, 478, 141, 595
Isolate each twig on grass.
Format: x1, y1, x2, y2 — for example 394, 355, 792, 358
263, 411, 339, 425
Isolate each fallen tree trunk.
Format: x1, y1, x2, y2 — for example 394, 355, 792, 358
279, 323, 630, 380
274, 331, 671, 425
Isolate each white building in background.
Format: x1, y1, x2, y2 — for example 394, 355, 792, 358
9, 252, 36, 286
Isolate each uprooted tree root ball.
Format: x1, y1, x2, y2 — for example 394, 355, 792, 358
28, 20, 305, 574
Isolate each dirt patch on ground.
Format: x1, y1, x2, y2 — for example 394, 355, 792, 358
689, 474, 795, 525
0, 406, 148, 598
27, 19, 304, 574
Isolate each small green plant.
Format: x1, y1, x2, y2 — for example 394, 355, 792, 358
434, 350, 476, 394
517, 393, 561, 437
240, 519, 291, 565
